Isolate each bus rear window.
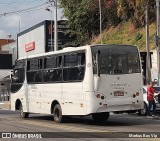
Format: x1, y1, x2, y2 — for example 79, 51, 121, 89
91, 45, 141, 74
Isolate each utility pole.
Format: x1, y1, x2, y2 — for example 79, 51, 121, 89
54, 0, 58, 51
98, 0, 102, 44
45, 8, 53, 51
49, 0, 58, 51
19, 21, 21, 32
51, 10, 53, 51
145, 2, 151, 84
156, 0, 160, 85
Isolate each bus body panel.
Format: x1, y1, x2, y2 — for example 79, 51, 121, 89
97, 73, 142, 105
27, 83, 63, 114
27, 84, 44, 113
41, 83, 62, 114
62, 82, 84, 115
91, 73, 143, 113
11, 85, 28, 112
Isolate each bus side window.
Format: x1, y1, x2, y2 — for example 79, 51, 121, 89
11, 60, 25, 93
50, 69, 62, 82
77, 53, 85, 80
63, 52, 85, 82
44, 55, 62, 82
38, 59, 43, 69
78, 67, 85, 80
92, 54, 97, 74
44, 58, 50, 82
35, 58, 43, 83
50, 56, 62, 82
78, 53, 85, 66
27, 58, 43, 83
27, 61, 30, 71
57, 56, 62, 67
63, 53, 76, 81
27, 60, 34, 83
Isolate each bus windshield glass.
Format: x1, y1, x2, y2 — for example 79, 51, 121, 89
91, 45, 141, 74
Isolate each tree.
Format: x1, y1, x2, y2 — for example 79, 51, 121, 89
59, 0, 156, 45
116, 0, 156, 27
59, 0, 95, 45
59, 0, 119, 45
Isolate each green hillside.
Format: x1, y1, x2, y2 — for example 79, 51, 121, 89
91, 21, 157, 51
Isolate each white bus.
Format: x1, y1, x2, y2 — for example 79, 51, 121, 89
10, 44, 143, 123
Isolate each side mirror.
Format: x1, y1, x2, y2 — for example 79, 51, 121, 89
96, 50, 101, 77
12, 76, 19, 82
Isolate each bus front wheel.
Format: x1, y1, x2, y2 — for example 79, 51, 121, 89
19, 104, 29, 118
92, 112, 109, 122
53, 104, 63, 123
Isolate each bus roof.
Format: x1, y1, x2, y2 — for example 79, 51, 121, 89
17, 44, 138, 60
18, 45, 90, 60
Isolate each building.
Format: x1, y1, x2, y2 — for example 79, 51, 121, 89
17, 20, 75, 58
1, 41, 17, 66
0, 20, 75, 101
0, 39, 14, 101
0, 39, 14, 52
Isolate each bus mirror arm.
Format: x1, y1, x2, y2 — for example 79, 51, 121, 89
96, 50, 101, 77
12, 76, 19, 81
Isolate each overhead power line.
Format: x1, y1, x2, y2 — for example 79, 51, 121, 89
0, 0, 45, 5
0, 2, 50, 17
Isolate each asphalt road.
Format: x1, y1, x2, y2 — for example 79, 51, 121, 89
0, 109, 160, 141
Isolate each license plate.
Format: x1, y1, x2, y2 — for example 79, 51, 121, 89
114, 91, 124, 96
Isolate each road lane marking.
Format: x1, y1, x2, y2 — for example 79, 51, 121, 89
4, 117, 112, 132
1, 117, 160, 140
21, 120, 109, 132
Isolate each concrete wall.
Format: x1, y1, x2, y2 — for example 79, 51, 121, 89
0, 39, 15, 50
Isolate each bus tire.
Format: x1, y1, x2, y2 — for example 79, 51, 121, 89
53, 104, 63, 123
138, 103, 148, 116
19, 104, 29, 118
92, 112, 109, 122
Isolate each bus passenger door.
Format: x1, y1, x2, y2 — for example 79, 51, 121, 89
27, 58, 43, 113
62, 52, 85, 115
42, 55, 63, 114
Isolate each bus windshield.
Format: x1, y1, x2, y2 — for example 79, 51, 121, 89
91, 45, 141, 74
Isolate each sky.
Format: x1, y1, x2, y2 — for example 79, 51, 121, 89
0, 0, 63, 39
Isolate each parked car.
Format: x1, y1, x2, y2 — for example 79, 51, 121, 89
138, 86, 160, 115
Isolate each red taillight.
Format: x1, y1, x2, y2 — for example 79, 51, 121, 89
133, 94, 136, 98
101, 96, 105, 100
136, 92, 139, 96
96, 94, 100, 98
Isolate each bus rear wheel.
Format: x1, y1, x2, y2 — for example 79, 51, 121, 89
53, 104, 63, 123
19, 104, 29, 118
92, 112, 109, 122
138, 103, 148, 116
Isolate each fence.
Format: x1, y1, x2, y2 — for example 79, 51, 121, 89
0, 87, 10, 102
